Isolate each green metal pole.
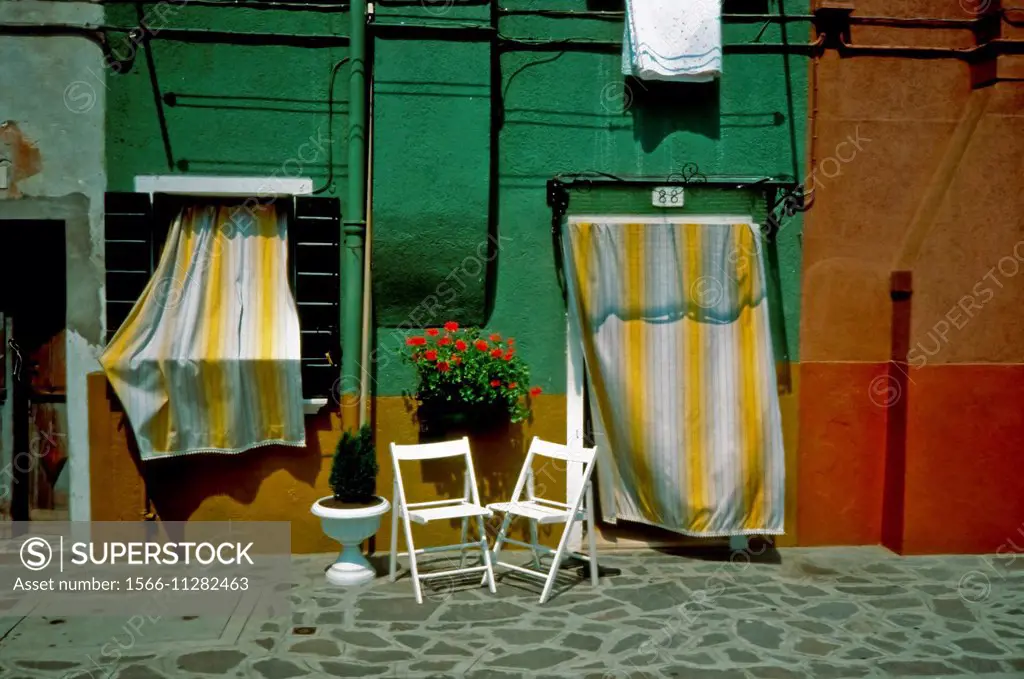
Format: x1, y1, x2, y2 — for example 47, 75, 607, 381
341, 0, 367, 430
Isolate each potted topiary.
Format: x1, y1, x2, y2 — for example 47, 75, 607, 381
311, 424, 390, 586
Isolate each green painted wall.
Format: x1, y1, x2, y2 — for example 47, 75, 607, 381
105, 0, 808, 399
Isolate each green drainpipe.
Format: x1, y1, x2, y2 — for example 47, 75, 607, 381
341, 0, 367, 429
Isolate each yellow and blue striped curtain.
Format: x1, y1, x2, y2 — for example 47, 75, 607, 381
566, 217, 784, 536
100, 203, 306, 460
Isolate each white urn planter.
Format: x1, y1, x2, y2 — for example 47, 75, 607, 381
312, 495, 391, 586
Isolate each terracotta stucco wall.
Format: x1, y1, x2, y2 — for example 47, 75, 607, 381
798, 0, 1024, 552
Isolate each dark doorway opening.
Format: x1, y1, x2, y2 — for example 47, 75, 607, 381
0, 219, 69, 521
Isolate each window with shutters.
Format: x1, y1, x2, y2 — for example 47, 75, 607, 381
103, 192, 341, 401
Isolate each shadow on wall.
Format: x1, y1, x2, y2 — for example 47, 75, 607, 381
139, 417, 332, 521
628, 78, 722, 151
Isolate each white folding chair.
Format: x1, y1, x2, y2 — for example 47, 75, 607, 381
485, 436, 599, 604
388, 437, 497, 604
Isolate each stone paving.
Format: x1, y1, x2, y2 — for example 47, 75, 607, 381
2, 545, 1024, 678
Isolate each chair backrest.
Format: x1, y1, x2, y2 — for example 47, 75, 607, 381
509, 436, 597, 509
389, 437, 482, 507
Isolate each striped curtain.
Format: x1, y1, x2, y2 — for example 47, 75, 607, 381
100, 203, 306, 460
565, 218, 784, 537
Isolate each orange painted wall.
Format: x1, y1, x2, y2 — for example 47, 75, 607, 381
88, 372, 566, 554
799, 1, 1024, 552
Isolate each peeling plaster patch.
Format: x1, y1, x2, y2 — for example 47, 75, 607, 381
0, 121, 43, 198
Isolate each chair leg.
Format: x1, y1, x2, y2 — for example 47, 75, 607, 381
482, 511, 513, 587
586, 482, 599, 587
401, 515, 423, 604
458, 516, 469, 569
540, 518, 575, 605
477, 515, 497, 594
389, 495, 399, 583
528, 518, 542, 569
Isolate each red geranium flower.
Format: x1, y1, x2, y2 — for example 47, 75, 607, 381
444, 321, 459, 332
507, 337, 515, 345
437, 361, 450, 372
490, 348, 503, 358
508, 382, 518, 389
406, 336, 427, 346
424, 349, 438, 361
453, 356, 462, 364
489, 333, 501, 342
439, 337, 452, 346
474, 340, 489, 351
455, 339, 468, 351
530, 387, 542, 397
426, 328, 440, 336
490, 379, 501, 387
503, 351, 514, 361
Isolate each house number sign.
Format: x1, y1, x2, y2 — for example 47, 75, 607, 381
652, 187, 684, 207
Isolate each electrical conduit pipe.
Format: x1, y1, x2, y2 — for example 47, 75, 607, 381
341, 0, 368, 432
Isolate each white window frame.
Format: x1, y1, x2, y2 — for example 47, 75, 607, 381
131, 174, 325, 414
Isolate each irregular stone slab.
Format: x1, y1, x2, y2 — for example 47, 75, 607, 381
835, 585, 905, 596
916, 643, 953, 657
563, 633, 602, 652
864, 636, 904, 654
842, 647, 883, 661
790, 620, 833, 635
785, 584, 830, 597
319, 661, 389, 677
489, 648, 575, 670
424, 641, 473, 657
748, 667, 808, 679
253, 658, 308, 679
176, 650, 247, 674
953, 637, 1006, 655
395, 633, 429, 649
409, 660, 459, 672
117, 667, 166, 679
491, 628, 558, 645
357, 598, 440, 622
804, 602, 858, 621
355, 649, 415, 663
864, 596, 923, 612
795, 637, 840, 656
807, 662, 872, 678
877, 660, 959, 676
737, 620, 785, 649
329, 630, 391, 648
255, 638, 276, 651
16, 660, 80, 671
315, 611, 345, 624
949, 655, 1006, 673
725, 648, 760, 663
464, 670, 524, 679
669, 651, 717, 666
930, 598, 976, 621
606, 582, 689, 612
439, 602, 530, 622
662, 668, 748, 678
571, 598, 621, 615
611, 632, 651, 654
698, 632, 731, 646
289, 639, 341, 657
863, 563, 904, 575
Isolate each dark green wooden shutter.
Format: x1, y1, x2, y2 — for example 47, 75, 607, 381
291, 196, 342, 399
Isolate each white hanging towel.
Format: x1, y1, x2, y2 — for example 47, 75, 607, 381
622, 0, 723, 83
100, 203, 307, 460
